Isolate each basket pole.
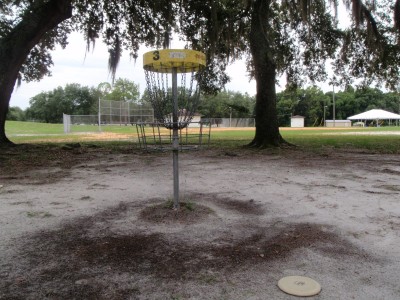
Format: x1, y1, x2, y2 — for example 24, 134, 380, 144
172, 67, 180, 209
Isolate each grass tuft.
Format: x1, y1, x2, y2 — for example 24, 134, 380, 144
164, 199, 196, 211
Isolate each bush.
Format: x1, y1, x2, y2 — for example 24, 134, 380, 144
7, 106, 26, 121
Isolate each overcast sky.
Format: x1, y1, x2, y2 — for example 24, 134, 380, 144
10, 32, 258, 109
11, 3, 352, 110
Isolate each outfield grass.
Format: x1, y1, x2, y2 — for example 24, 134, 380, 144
5, 121, 400, 153
282, 129, 400, 153
209, 127, 400, 152
6, 121, 64, 135
5, 121, 140, 143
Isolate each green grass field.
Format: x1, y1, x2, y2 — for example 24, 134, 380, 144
5, 120, 400, 153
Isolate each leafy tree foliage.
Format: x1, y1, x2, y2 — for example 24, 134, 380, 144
2, 0, 400, 147
0, 0, 174, 144
277, 87, 329, 127
26, 83, 97, 123
198, 91, 255, 119
98, 78, 140, 103
6, 106, 26, 121
330, 87, 400, 125
179, 0, 400, 147
276, 85, 400, 126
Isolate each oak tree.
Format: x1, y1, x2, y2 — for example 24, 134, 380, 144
0, 0, 174, 145
2, 0, 400, 148
180, 0, 400, 147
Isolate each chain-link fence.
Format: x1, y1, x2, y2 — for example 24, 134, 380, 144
203, 118, 255, 127
99, 100, 154, 125
63, 100, 154, 133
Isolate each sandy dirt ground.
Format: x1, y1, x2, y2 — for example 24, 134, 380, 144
0, 145, 399, 299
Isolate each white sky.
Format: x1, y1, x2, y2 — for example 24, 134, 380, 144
10, 4, 351, 110
10, 32, 257, 109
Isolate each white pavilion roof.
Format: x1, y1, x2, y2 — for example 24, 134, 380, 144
347, 109, 400, 120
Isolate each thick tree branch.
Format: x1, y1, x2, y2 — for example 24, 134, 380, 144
350, 0, 379, 38
395, 0, 400, 32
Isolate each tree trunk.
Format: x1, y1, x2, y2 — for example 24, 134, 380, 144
248, 0, 286, 148
0, 0, 72, 146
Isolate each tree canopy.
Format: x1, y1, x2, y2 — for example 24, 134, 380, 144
179, 0, 400, 146
0, 0, 175, 144
198, 91, 255, 119
25, 83, 98, 123
276, 85, 400, 127
2, 0, 400, 146
98, 78, 140, 103
10, 80, 400, 128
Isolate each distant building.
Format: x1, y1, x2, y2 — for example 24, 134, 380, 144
325, 120, 352, 127
188, 113, 202, 127
290, 115, 305, 128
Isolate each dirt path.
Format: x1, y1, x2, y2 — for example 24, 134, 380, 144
0, 146, 399, 299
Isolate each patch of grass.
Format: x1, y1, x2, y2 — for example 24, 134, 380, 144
140, 197, 213, 224
282, 130, 400, 153
164, 199, 196, 211
6, 121, 64, 135
185, 201, 195, 211
163, 199, 175, 209
208, 127, 400, 153
5, 121, 400, 153
198, 273, 219, 284
377, 185, 400, 192
26, 211, 54, 218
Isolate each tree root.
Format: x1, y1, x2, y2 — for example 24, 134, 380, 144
246, 137, 296, 149
0, 137, 16, 148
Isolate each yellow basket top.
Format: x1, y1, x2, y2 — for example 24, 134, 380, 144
143, 49, 206, 73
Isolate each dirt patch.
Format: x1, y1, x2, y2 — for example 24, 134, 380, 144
0, 143, 137, 167
0, 143, 142, 184
381, 168, 400, 175
213, 197, 264, 215
1, 146, 400, 299
1, 200, 365, 299
139, 200, 214, 224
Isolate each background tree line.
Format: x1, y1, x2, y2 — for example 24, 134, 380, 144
277, 86, 400, 127
2, 1, 400, 146
7, 79, 400, 126
7, 78, 256, 124
7, 78, 140, 123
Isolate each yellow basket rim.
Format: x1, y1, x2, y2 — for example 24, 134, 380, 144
143, 49, 206, 73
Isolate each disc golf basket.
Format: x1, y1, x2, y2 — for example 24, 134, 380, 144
141, 49, 206, 209
135, 120, 211, 151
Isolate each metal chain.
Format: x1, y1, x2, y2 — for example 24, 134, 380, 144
144, 65, 204, 130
